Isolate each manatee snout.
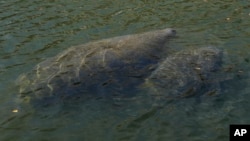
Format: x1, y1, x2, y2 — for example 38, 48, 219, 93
161, 28, 176, 36
167, 29, 176, 36
155, 28, 177, 40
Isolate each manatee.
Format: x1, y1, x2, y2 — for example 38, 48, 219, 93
144, 47, 223, 103
18, 28, 176, 107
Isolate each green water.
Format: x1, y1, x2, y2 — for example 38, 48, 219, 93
0, 0, 250, 140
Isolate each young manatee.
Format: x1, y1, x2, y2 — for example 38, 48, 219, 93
145, 47, 223, 103
18, 28, 176, 107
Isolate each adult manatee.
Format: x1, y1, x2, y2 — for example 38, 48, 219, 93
18, 28, 176, 107
145, 47, 223, 104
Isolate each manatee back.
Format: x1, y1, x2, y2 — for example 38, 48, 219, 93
146, 47, 223, 100
17, 28, 176, 107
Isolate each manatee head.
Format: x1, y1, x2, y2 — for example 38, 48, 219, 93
137, 28, 176, 50
148, 28, 176, 42
192, 47, 223, 80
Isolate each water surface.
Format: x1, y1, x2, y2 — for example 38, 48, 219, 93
0, 0, 250, 141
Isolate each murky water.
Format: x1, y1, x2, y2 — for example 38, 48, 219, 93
0, 0, 249, 140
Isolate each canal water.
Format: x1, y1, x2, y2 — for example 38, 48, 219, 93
0, 0, 249, 141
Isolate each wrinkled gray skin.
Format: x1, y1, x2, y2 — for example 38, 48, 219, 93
145, 47, 223, 102
18, 28, 176, 107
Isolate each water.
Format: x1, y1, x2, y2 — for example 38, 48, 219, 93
0, 0, 249, 140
